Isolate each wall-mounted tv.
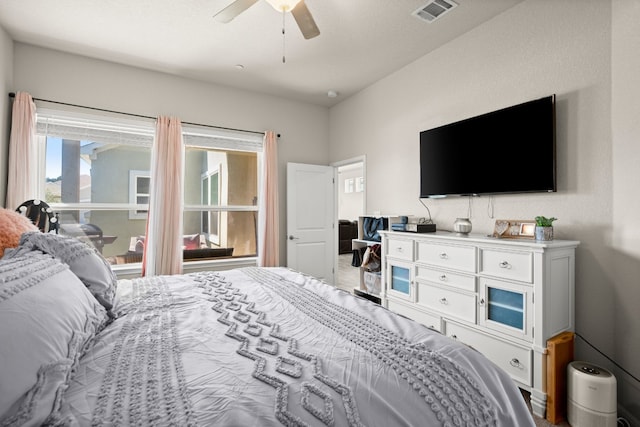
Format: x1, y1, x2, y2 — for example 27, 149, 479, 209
419, 95, 556, 198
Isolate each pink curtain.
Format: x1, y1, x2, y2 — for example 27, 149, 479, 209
143, 116, 184, 276
257, 131, 279, 267
6, 92, 38, 209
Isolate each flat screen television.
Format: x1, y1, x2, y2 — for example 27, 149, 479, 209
419, 95, 556, 198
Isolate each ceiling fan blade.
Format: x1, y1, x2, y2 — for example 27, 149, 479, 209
213, 0, 259, 23
291, 1, 320, 39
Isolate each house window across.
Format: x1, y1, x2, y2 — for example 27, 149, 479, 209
201, 165, 221, 245
34, 109, 263, 268
129, 170, 150, 219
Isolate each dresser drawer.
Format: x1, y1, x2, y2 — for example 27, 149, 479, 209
416, 242, 476, 273
416, 266, 476, 292
444, 320, 532, 387
480, 248, 532, 283
387, 299, 442, 332
386, 237, 414, 261
416, 283, 476, 324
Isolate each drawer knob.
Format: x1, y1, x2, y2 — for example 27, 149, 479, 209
439, 297, 448, 305
499, 261, 512, 269
439, 274, 447, 281
509, 358, 521, 368
451, 334, 458, 340
439, 252, 448, 259
396, 247, 403, 252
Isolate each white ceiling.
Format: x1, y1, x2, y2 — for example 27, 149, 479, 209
0, 0, 523, 107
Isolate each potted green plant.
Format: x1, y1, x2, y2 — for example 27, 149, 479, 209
534, 216, 557, 241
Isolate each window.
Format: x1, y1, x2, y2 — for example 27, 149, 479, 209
184, 128, 261, 259
129, 170, 150, 219
201, 165, 221, 245
344, 178, 354, 193
35, 109, 262, 267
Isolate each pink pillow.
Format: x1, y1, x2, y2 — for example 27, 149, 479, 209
131, 235, 201, 252
0, 208, 38, 258
183, 234, 200, 250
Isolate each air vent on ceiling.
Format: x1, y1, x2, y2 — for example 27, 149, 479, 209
412, 0, 458, 23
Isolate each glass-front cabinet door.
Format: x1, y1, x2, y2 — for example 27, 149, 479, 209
478, 278, 533, 341
386, 259, 414, 302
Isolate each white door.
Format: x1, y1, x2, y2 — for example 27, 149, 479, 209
286, 162, 335, 284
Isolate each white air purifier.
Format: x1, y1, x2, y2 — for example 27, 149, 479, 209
567, 361, 617, 427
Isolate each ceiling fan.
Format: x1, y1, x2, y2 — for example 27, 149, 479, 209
213, 0, 320, 40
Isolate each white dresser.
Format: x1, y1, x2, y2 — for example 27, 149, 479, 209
380, 230, 579, 418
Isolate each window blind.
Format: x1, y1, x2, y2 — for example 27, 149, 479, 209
182, 125, 264, 152
36, 109, 155, 147
36, 109, 264, 151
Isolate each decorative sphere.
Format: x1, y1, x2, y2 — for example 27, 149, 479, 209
453, 218, 472, 234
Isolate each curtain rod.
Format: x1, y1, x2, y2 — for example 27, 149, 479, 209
8, 92, 278, 137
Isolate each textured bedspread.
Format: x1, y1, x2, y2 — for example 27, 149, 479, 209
60, 267, 534, 426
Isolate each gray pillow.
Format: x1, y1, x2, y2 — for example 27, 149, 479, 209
8, 231, 118, 311
0, 250, 107, 425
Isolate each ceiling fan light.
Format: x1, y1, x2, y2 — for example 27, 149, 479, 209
265, 0, 302, 12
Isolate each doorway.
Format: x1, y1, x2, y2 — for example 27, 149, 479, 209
333, 157, 365, 293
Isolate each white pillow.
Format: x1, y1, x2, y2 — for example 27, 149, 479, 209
8, 232, 118, 311
0, 250, 107, 425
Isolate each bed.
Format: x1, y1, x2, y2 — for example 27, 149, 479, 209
0, 231, 535, 426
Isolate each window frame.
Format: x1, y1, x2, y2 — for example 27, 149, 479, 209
34, 108, 264, 276
201, 164, 222, 246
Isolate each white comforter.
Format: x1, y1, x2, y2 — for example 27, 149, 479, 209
60, 267, 534, 426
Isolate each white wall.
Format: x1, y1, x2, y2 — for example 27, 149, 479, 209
329, 0, 639, 419
8, 43, 330, 265
0, 26, 13, 206
610, 0, 640, 421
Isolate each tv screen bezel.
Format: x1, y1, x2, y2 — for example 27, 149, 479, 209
419, 95, 557, 199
